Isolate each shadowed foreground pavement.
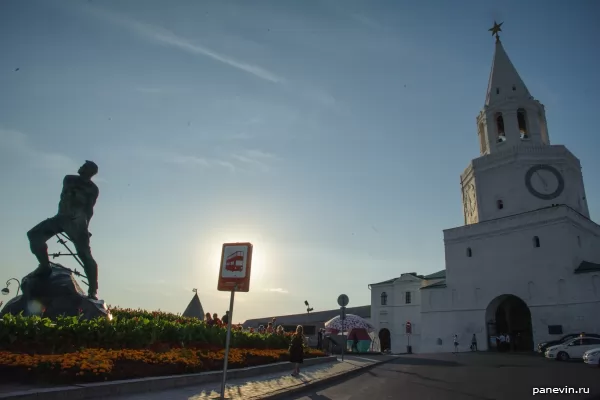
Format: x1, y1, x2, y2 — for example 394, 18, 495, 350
286, 352, 600, 400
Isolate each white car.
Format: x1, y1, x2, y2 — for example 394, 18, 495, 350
545, 336, 600, 361
583, 347, 600, 367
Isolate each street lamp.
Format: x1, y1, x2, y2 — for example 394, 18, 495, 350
304, 300, 313, 314
2, 278, 21, 297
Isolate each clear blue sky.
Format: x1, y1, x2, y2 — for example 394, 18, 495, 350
1, 0, 598, 323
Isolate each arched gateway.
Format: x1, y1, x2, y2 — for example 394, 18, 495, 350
485, 294, 534, 352
379, 328, 391, 352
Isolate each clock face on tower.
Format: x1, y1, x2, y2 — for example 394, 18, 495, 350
524, 164, 565, 200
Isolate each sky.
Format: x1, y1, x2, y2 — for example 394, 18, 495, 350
1, 0, 599, 323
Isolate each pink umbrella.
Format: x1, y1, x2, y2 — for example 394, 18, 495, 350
324, 314, 373, 333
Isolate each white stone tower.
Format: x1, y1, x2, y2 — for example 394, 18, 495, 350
461, 22, 590, 225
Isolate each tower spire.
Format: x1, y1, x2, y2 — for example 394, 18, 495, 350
484, 22, 531, 106
489, 21, 503, 43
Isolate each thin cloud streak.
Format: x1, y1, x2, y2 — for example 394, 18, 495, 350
231, 149, 278, 172
0, 128, 79, 174
139, 148, 235, 172
265, 288, 288, 294
86, 6, 284, 83
138, 147, 278, 174
135, 86, 191, 95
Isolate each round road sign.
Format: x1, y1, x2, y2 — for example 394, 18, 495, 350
337, 294, 349, 307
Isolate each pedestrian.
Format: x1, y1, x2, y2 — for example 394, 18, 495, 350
453, 334, 459, 353
317, 328, 323, 350
289, 325, 305, 377
350, 330, 359, 353
221, 311, 229, 325
498, 333, 506, 352
323, 333, 331, 355
470, 334, 477, 351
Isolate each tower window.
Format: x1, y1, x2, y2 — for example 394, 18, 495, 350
496, 199, 504, 210
512, 85, 516, 91
539, 111, 549, 144
466, 247, 472, 257
577, 236, 581, 247
381, 292, 387, 306
405, 291, 412, 304
478, 121, 487, 153
496, 88, 500, 95
533, 236, 541, 248
495, 113, 505, 142
517, 108, 528, 139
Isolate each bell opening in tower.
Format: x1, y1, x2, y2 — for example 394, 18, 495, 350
517, 108, 528, 139
495, 113, 506, 143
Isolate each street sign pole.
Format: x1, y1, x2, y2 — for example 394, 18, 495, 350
337, 294, 349, 363
406, 321, 412, 354
220, 284, 237, 400
340, 306, 346, 361
217, 243, 252, 400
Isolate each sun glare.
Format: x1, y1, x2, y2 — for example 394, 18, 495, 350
197, 229, 269, 288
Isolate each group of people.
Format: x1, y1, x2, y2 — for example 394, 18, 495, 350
244, 321, 309, 377
202, 314, 301, 341
452, 334, 479, 353
204, 311, 234, 327
249, 318, 288, 335
494, 333, 512, 352
202, 314, 308, 377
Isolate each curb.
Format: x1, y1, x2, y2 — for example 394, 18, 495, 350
258, 356, 400, 400
0, 356, 337, 400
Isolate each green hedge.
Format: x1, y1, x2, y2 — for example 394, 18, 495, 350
0, 312, 291, 354
108, 307, 196, 322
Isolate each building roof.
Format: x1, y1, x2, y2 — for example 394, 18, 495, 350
485, 37, 531, 106
420, 280, 447, 290
423, 270, 446, 280
574, 260, 600, 274
242, 305, 370, 327
369, 278, 398, 286
370, 270, 445, 287
182, 293, 205, 319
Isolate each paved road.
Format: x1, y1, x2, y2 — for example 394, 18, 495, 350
286, 352, 600, 400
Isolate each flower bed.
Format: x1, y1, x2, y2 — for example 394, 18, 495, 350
0, 309, 326, 384
0, 348, 326, 384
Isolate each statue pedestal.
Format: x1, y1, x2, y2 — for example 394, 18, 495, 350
0, 263, 110, 320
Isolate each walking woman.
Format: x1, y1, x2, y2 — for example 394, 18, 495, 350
289, 325, 305, 377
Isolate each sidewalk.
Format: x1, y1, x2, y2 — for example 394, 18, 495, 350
111, 354, 399, 400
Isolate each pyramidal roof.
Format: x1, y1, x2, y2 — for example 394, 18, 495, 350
182, 293, 205, 319
485, 37, 531, 106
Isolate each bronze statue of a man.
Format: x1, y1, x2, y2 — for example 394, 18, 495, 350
27, 161, 100, 299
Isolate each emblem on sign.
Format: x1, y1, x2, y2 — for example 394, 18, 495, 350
217, 242, 253, 292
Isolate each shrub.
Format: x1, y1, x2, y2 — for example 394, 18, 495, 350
0, 312, 293, 354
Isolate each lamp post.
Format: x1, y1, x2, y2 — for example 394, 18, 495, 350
2, 278, 21, 297
304, 300, 313, 314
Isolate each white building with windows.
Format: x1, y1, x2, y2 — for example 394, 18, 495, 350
369, 28, 600, 354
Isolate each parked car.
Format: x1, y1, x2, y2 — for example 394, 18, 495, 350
537, 333, 600, 355
545, 337, 600, 361
583, 347, 600, 367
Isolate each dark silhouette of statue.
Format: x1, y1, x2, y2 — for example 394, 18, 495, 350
27, 160, 100, 299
